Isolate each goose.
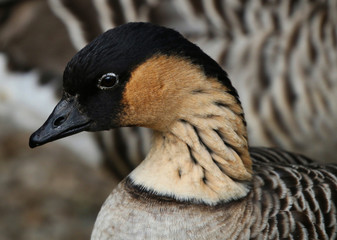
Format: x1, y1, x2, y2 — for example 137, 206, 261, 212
29, 22, 337, 239
3, 1, 337, 187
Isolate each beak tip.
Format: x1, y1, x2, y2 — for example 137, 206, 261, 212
29, 141, 38, 149
29, 133, 39, 148
29, 131, 46, 148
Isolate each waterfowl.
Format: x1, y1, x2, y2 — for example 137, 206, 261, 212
3, 1, 336, 189
30, 22, 337, 239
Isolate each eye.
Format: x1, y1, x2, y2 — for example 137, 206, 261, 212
97, 73, 119, 90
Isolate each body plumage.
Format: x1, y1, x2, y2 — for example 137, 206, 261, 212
92, 148, 337, 240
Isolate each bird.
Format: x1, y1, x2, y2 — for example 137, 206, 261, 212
29, 22, 337, 239
2, 1, 337, 187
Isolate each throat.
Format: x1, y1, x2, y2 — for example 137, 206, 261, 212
129, 108, 252, 205
125, 55, 252, 205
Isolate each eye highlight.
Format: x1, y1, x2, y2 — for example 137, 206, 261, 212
97, 73, 119, 90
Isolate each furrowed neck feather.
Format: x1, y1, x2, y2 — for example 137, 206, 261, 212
123, 55, 252, 205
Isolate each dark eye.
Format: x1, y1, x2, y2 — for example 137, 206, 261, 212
97, 73, 119, 90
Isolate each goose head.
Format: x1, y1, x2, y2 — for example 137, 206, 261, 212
29, 22, 242, 147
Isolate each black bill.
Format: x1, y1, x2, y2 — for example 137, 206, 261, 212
29, 96, 91, 148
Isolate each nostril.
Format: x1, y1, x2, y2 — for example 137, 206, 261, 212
53, 116, 66, 127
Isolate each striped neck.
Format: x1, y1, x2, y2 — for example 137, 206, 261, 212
129, 82, 252, 205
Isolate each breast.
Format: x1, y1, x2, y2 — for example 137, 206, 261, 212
90, 178, 252, 240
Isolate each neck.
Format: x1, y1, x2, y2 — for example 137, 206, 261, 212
129, 83, 252, 205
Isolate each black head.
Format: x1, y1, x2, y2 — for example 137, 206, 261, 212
29, 22, 239, 148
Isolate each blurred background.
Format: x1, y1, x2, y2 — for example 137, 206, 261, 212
0, 0, 336, 239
